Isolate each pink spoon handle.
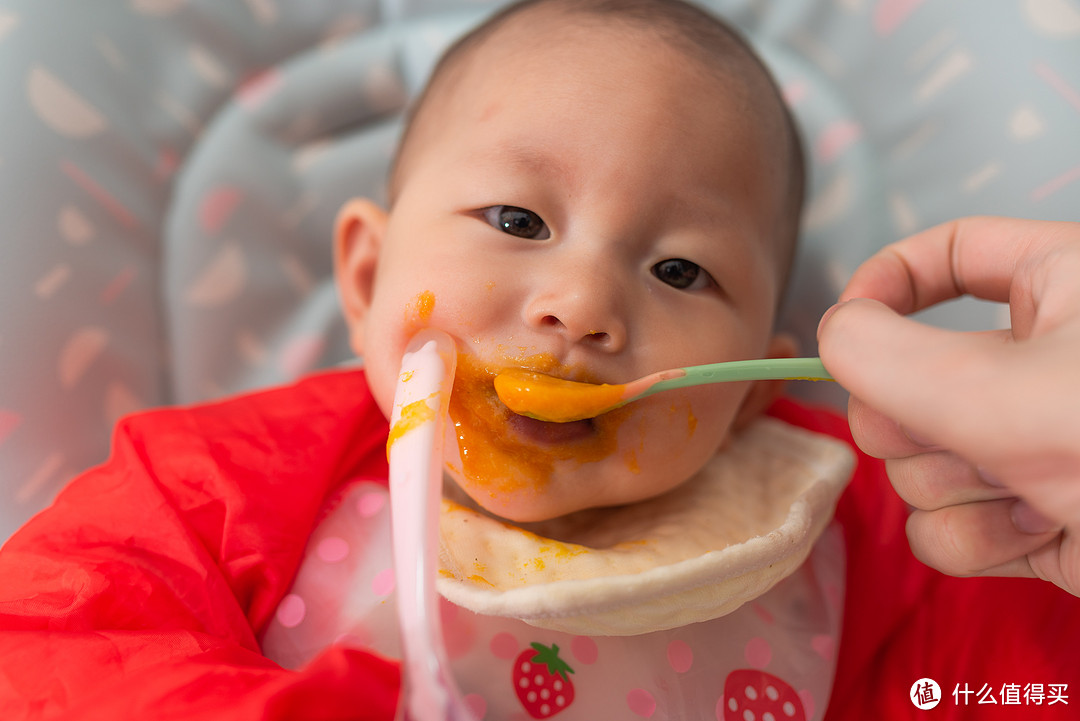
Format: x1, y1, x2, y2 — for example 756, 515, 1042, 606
387, 329, 473, 721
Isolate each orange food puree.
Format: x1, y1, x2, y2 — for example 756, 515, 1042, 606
448, 354, 630, 497
385, 394, 436, 459
405, 290, 435, 324
493, 370, 628, 423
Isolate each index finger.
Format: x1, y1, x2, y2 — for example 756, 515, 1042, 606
839, 216, 1072, 315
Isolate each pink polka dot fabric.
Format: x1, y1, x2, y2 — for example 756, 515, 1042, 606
263, 480, 847, 719
2, 2, 1077, 556
261, 481, 402, 668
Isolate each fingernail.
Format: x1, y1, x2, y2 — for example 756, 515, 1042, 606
1011, 500, 1061, 535
816, 301, 849, 339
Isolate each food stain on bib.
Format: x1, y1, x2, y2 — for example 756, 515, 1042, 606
516, 535, 589, 583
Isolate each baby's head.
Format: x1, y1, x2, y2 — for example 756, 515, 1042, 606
335, 0, 805, 522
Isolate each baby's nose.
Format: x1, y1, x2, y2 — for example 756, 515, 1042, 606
538, 314, 615, 348
524, 283, 628, 352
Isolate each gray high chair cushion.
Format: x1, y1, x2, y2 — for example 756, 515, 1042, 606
1, 0, 1078, 539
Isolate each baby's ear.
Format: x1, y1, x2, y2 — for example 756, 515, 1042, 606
334, 198, 387, 356
732, 333, 798, 430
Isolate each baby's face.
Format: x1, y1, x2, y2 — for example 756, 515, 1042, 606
338, 18, 791, 522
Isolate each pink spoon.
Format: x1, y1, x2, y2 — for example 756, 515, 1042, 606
387, 329, 475, 721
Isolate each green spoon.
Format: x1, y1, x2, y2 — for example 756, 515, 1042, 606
494, 357, 833, 423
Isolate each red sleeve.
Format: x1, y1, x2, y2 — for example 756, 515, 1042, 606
0, 369, 400, 721
770, 398, 1080, 720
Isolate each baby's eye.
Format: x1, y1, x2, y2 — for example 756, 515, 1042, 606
651, 258, 711, 291
482, 206, 551, 240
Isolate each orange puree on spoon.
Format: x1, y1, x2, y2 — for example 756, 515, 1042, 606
493, 370, 628, 423
495, 358, 834, 423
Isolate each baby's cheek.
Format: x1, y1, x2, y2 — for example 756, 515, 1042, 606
358, 324, 399, 418
613, 398, 730, 500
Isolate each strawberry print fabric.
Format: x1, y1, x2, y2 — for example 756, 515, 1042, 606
262, 479, 846, 720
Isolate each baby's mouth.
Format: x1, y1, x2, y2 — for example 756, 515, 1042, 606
452, 353, 609, 448
504, 411, 596, 444
492, 364, 604, 444
447, 354, 625, 496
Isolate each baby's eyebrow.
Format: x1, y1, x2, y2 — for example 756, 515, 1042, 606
668, 189, 738, 231
476, 143, 578, 185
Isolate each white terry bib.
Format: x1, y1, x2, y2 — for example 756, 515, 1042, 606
438, 417, 854, 636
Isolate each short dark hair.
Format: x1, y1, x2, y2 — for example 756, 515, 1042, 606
390, 0, 805, 291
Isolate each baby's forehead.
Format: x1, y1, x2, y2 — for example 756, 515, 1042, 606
392, 3, 794, 213
430, 8, 782, 130
462, 6, 756, 85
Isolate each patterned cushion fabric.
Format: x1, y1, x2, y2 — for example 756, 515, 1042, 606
1, 0, 1078, 538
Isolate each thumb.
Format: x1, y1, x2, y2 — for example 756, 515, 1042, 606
817, 298, 1011, 453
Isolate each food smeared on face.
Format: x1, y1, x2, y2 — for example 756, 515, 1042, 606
447, 354, 634, 502
405, 290, 436, 325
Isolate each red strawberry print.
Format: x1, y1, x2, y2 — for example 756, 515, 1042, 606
513, 641, 575, 718
723, 669, 805, 721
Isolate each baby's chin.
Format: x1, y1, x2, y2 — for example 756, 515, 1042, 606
442, 461, 695, 525
442, 466, 586, 523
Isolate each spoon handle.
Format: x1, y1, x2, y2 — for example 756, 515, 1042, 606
389, 329, 476, 721
643, 357, 832, 398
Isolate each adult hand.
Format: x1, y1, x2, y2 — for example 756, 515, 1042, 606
817, 216, 1080, 597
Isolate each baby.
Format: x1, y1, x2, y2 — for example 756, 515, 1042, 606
336, 0, 806, 524
8, 1, 1076, 720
